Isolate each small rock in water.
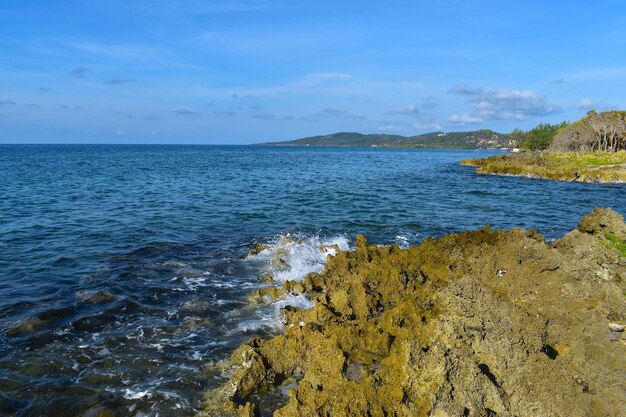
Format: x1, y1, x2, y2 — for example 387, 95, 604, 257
608, 323, 625, 332
6, 317, 46, 336
181, 299, 212, 315
75, 290, 114, 304
245, 243, 270, 258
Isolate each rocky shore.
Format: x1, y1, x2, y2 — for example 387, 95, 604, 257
201, 209, 626, 417
461, 152, 626, 183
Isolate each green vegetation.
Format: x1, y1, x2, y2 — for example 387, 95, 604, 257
603, 231, 626, 258
461, 151, 626, 183
520, 122, 569, 151
544, 151, 626, 169
261, 129, 510, 149
462, 110, 626, 183
551, 110, 626, 153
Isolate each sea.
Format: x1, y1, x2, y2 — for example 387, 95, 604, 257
0, 145, 624, 416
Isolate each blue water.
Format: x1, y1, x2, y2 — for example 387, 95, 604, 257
0, 145, 624, 416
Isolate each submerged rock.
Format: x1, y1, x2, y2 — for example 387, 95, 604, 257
5, 316, 47, 336
75, 290, 114, 304
200, 209, 626, 417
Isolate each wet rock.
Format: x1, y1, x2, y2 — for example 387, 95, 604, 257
245, 243, 270, 258
577, 208, 626, 236
180, 299, 212, 315
202, 209, 626, 417
248, 287, 287, 304
75, 290, 114, 304
5, 316, 47, 336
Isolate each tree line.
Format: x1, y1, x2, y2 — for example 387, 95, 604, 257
513, 110, 626, 153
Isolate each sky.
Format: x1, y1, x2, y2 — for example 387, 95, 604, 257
1, 0, 625, 144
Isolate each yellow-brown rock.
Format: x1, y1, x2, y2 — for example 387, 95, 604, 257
201, 209, 626, 417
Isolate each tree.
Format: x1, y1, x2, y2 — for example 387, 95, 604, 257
521, 122, 568, 151
509, 128, 526, 146
549, 110, 626, 153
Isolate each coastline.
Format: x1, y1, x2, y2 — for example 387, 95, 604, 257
461, 152, 626, 184
201, 209, 626, 417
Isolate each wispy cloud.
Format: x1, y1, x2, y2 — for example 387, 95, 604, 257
67, 42, 155, 60
413, 122, 442, 131
104, 77, 135, 85
377, 122, 406, 132
575, 98, 616, 111
562, 67, 626, 82
251, 113, 275, 119
0, 100, 17, 106
69, 67, 89, 78
448, 113, 484, 124
316, 108, 346, 118
214, 110, 236, 116
304, 72, 351, 83
421, 97, 438, 109
38, 87, 51, 92
448, 83, 483, 96
175, 109, 200, 115
387, 105, 419, 116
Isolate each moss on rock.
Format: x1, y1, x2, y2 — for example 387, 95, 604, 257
201, 210, 626, 417
461, 152, 626, 183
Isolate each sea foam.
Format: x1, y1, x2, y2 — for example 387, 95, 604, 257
248, 233, 350, 283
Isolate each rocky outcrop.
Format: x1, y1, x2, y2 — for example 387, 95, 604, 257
201, 209, 626, 417
461, 152, 626, 183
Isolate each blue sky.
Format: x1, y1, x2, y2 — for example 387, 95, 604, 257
1, 0, 625, 143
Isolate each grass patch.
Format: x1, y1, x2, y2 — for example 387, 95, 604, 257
544, 151, 626, 169
603, 231, 626, 258
461, 151, 626, 183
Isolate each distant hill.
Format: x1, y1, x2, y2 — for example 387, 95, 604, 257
259, 130, 511, 149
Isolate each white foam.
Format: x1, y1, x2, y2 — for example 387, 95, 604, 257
182, 276, 209, 291
234, 292, 315, 333
249, 233, 350, 283
123, 388, 153, 400
394, 232, 421, 249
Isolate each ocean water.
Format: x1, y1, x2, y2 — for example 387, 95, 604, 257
0, 144, 624, 416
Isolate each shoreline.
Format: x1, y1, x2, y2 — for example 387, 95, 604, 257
461, 152, 626, 184
201, 209, 626, 417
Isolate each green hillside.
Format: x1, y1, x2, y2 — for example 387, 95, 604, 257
260, 130, 510, 149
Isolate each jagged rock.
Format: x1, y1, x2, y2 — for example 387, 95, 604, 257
200, 209, 626, 417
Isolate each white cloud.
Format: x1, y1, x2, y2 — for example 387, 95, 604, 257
448, 113, 484, 124
450, 84, 558, 122
575, 98, 615, 111
413, 122, 442, 131
377, 124, 405, 132
387, 105, 419, 116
